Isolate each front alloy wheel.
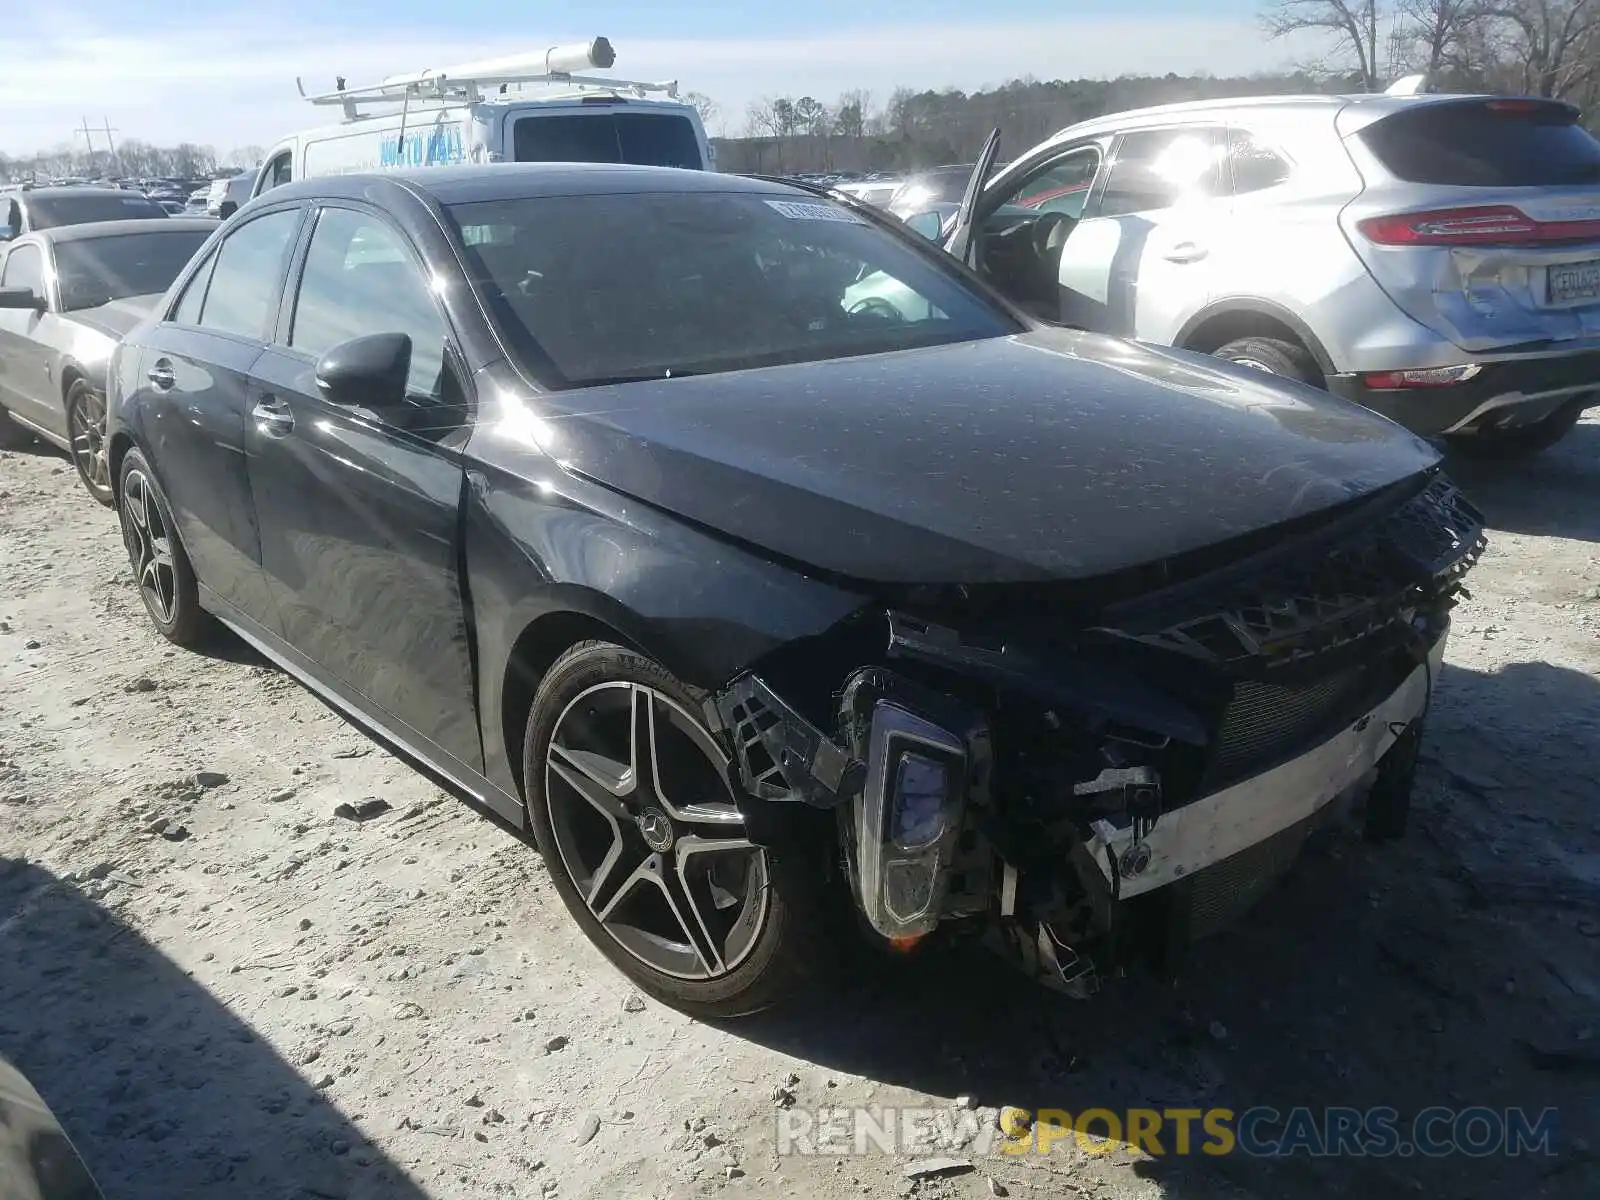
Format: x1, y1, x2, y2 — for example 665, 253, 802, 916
524, 642, 823, 1016
67, 380, 113, 506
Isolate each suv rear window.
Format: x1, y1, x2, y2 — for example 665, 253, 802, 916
1360, 100, 1600, 186
513, 111, 703, 170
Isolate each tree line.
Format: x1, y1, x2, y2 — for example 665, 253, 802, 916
711, 0, 1600, 174
0, 141, 267, 186
9, 0, 1600, 184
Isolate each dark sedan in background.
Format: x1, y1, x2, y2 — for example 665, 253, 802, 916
3, 186, 170, 240
105, 165, 1483, 1017
0, 218, 217, 502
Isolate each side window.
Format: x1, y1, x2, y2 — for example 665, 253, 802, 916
288, 207, 448, 401
1095, 127, 1226, 219
263, 153, 293, 193
170, 250, 217, 325
198, 209, 300, 338
1000, 147, 1102, 219
5, 199, 21, 238
1227, 129, 1294, 195
1, 244, 45, 296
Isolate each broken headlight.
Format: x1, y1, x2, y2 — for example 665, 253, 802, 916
842, 669, 986, 941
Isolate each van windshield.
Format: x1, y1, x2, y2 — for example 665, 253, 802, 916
512, 110, 704, 170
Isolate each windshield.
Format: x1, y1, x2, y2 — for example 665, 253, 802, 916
54, 229, 212, 310
29, 193, 168, 230
513, 110, 704, 169
445, 190, 1022, 387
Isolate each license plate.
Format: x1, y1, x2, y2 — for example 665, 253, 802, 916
1546, 259, 1600, 305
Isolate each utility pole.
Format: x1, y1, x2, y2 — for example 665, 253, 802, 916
99, 118, 120, 177
75, 117, 98, 176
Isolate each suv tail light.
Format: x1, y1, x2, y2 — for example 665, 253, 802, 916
1362, 364, 1482, 389
1358, 205, 1600, 246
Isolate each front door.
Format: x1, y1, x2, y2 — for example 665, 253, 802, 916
122, 206, 306, 615
0, 242, 60, 434
244, 203, 482, 772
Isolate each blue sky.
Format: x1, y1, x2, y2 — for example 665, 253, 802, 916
5, 1, 1318, 157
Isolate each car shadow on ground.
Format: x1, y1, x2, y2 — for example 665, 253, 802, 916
1443, 416, 1600, 542
717, 655, 1600, 1200
0, 856, 432, 1200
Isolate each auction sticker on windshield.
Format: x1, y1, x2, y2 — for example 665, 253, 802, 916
765, 200, 867, 224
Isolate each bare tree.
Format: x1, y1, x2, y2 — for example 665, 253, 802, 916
1399, 0, 1493, 73
1489, 0, 1600, 96
833, 89, 872, 139
682, 91, 722, 136
1264, 0, 1388, 90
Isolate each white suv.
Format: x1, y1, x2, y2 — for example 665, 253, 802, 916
908, 92, 1600, 458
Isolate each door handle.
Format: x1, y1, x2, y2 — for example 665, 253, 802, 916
1163, 242, 1208, 263
251, 396, 294, 438
147, 359, 176, 390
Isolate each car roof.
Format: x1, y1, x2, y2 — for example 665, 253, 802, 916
35, 217, 219, 244
259, 163, 804, 207
4, 185, 148, 200
1044, 90, 1510, 143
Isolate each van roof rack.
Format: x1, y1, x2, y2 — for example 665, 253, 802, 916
295, 38, 680, 120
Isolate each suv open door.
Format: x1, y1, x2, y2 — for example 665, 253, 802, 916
942, 128, 1002, 263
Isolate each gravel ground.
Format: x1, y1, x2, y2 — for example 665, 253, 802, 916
2, 423, 1599, 1200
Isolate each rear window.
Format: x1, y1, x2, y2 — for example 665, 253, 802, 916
512, 111, 704, 169
1360, 101, 1600, 186
54, 229, 212, 311
29, 193, 168, 229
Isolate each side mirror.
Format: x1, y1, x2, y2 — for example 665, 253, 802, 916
903, 210, 945, 241
0, 286, 44, 312
314, 332, 411, 409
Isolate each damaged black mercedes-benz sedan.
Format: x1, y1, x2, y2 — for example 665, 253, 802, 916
105, 166, 1484, 1016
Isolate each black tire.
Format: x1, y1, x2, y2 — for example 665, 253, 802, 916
1363, 719, 1423, 842
0, 406, 34, 450
1212, 335, 1325, 387
65, 378, 114, 506
116, 448, 209, 647
522, 640, 827, 1018
1443, 399, 1585, 460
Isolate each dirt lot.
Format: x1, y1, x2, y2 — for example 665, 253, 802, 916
2, 422, 1599, 1200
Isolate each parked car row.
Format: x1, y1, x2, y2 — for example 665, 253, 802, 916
865, 89, 1600, 457
7, 71, 1561, 1021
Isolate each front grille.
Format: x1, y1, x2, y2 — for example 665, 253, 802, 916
1094, 474, 1485, 674
1201, 654, 1403, 790
1173, 812, 1316, 941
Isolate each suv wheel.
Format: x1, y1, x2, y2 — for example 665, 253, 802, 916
522, 641, 826, 1017
1212, 336, 1324, 387
1444, 398, 1584, 460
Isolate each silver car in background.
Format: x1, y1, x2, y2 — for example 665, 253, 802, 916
0, 218, 217, 502
913, 92, 1600, 457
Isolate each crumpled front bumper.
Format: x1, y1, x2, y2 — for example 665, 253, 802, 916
1081, 633, 1445, 901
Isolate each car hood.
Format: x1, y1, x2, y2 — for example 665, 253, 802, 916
537, 328, 1441, 585
65, 294, 162, 341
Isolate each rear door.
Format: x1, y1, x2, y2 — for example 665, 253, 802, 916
244, 203, 482, 772
1339, 97, 1600, 352
1062, 124, 1230, 340
124, 205, 305, 616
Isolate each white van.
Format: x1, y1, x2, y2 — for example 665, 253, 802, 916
250, 37, 713, 202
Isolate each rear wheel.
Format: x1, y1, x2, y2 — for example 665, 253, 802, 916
66, 379, 114, 506
1443, 398, 1585, 460
117, 449, 209, 647
522, 641, 825, 1017
1212, 335, 1324, 387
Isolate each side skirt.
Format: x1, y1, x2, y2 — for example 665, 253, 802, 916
198, 585, 527, 830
